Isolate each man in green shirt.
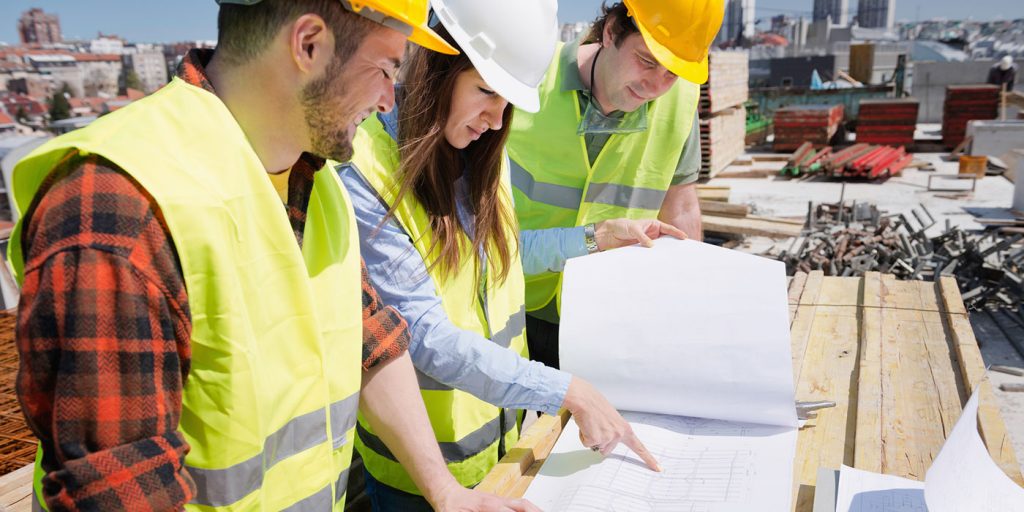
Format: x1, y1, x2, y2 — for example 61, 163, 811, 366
506, 0, 724, 368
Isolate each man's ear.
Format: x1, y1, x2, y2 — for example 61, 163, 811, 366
601, 14, 617, 48
288, 13, 333, 75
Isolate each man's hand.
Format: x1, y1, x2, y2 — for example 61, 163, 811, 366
562, 377, 661, 472
432, 480, 542, 512
594, 218, 687, 251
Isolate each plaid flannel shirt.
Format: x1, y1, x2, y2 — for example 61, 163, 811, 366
16, 49, 410, 511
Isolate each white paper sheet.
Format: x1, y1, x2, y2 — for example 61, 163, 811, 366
559, 239, 797, 427
522, 411, 798, 512
836, 465, 925, 512
523, 239, 799, 510
924, 389, 1024, 512
834, 388, 1024, 512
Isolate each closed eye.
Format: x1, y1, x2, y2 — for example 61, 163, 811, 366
478, 86, 496, 96
637, 54, 657, 69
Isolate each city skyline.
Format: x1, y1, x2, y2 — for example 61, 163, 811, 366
1, 0, 1023, 45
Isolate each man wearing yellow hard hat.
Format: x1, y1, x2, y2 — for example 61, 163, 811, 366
9, 0, 538, 510
506, 0, 726, 369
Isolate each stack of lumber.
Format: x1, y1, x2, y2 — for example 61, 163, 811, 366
699, 51, 749, 179
856, 98, 919, 146
699, 106, 746, 179
697, 185, 805, 239
699, 51, 749, 116
773, 104, 844, 152
478, 271, 1024, 512
942, 85, 999, 149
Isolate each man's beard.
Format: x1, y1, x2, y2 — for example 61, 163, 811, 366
301, 57, 356, 163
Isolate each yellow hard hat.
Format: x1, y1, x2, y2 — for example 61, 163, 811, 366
344, 0, 457, 55
622, 0, 725, 84
216, 0, 458, 55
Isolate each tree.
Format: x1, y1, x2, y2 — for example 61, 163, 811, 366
15, 105, 28, 123
48, 83, 72, 123
122, 69, 143, 94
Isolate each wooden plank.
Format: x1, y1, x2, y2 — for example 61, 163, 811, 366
791, 276, 862, 512
854, 272, 883, 473
477, 409, 571, 496
789, 271, 823, 384
696, 186, 730, 202
937, 277, 1024, 485
0, 464, 32, 512
699, 200, 750, 218
877, 277, 965, 480
788, 272, 809, 323
703, 214, 804, 239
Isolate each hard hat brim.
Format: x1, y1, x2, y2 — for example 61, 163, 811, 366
408, 25, 459, 55
635, 22, 709, 85
473, 55, 542, 113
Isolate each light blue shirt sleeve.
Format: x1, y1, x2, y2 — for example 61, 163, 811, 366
506, 151, 590, 275
521, 227, 588, 275
337, 163, 572, 415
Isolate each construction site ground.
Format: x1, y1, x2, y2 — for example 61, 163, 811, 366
708, 145, 1024, 475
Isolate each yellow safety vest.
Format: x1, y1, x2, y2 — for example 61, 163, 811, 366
507, 42, 700, 313
349, 114, 527, 494
9, 77, 363, 511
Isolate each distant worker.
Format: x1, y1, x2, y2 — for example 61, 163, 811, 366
505, 0, 725, 369
988, 55, 1017, 91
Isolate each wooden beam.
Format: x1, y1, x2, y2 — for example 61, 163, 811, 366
854, 272, 883, 473
937, 277, 1024, 485
696, 185, 730, 202
476, 409, 572, 497
699, 200, 750, 218
703, 214, 804, 239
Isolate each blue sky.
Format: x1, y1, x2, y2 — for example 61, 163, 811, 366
1, 0, 1022, 45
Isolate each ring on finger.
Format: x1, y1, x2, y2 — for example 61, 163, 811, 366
590, 445, 602, 452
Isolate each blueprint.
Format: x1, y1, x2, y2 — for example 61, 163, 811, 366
524, 412, 797, 512
836, 465, 926, 512
524, 240, 799, 511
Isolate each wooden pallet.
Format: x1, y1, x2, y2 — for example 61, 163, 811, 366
479, 272, 1024, 512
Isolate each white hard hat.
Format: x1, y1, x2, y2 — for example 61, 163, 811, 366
1001, 55, 1014, 70
430, 0, 558, 113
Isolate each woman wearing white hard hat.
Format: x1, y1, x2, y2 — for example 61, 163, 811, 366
338, 0, 680, 508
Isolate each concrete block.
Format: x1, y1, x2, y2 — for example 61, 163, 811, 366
968, 121, 1024, 160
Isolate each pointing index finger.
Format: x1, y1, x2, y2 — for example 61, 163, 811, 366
623, 431, 661, 472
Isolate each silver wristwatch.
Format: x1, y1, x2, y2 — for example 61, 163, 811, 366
584, 223, 600, 254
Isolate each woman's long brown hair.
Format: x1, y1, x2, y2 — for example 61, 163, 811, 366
390, 25, 518, 285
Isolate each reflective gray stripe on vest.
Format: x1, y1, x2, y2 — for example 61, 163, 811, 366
330, 393, 360, 450
584, 182, 666, 211
188, 392, 359, 507
510, 159, 583, 211
511, 158, 667, 211
414, 306, 527, 392
358, 406, 519, 464
281, 482, 332, 512
334, 466, 351, 503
